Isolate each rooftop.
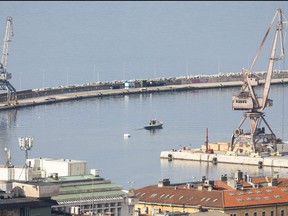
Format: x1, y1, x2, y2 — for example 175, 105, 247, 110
135, 172, 288, 209
0, 197, 57, 209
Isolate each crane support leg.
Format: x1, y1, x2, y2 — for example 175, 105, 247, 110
230, 111, 277, 155
0, 80, 17, 104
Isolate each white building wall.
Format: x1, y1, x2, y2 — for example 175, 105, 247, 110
12, 182, 60, 198
68, 161, 88, 176
0, 182, 12, 193
0, 167, 32, 181
27, 158, 88, 177
0, 168, 9, 181
43, 160, 69, 177
27, 158, 41, 169
0, 158, 88, 182
14, 168, 32, 181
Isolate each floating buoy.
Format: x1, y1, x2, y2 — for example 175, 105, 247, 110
124, 134, 131, 138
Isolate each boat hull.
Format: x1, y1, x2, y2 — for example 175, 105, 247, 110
144, 123, 163, 130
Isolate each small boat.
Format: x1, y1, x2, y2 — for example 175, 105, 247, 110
144, 119, 163, 130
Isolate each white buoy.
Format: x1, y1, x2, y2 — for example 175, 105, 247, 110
124, 134, 131, 138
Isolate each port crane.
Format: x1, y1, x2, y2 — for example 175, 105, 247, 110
230, 8, 287, 155
0, 16, 17, 104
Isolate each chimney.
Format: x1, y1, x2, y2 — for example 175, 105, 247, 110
221, 174, 227, 181
271, 178, 278, 186
235, 170, 243, 181
197, 185, 203, 191
52, 173, 59, 180
244, 174, 248, 182
158, 179, 170, 187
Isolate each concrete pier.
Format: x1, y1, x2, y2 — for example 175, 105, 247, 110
0, 81, 243, 110
160, 143, 288, 168
0, 71, 288, 111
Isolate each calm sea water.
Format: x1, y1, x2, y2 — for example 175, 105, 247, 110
0, 85, 287, 189
0, 2, 287, 189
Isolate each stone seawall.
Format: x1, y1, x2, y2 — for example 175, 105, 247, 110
160, 150, 288, 168
0, 70, 287, 110
0, 70, 287, 103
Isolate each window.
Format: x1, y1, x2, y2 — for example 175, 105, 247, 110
230, 214, 236, 216
245, 213, 249, 216
144, 207, 148, 214
254, 213, 257, 216
262, 212, 265, 216
280, 209, 284, 216
236, 99, 247, 103
20, 208, 31, 216
270, 210, 274, 216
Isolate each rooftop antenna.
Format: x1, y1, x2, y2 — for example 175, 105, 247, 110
18, 137, 33, 167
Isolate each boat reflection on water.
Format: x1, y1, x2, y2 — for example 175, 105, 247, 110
148, 128, 162, 135
160, 159, 288, 183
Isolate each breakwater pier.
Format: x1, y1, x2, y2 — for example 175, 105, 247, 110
0, 70, 288, 110
160, 144, 288, 168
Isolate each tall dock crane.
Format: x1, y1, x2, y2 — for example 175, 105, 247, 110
230, 8, 287, 155
0, 16, 17, 104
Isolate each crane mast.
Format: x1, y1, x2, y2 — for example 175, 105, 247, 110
230, 8, 287, 155
262, 10, 285, 110
0, 16, 17, 104
0, 16, 13, 79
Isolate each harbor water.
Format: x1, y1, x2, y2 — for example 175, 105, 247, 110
0, 85, 287, 189
0, 1, 287, 189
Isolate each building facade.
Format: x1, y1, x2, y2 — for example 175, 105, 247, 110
0, 180, 59, 216
0, 158, 136, 216
47, 173, 135, 216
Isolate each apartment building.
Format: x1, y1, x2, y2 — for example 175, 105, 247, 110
0, 158, 136, 216
134, 171, 288, 216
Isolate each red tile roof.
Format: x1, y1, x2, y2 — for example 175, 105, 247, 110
135, 185, 224, 208
223, 186, 288, 208
135, 177, 288, 210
